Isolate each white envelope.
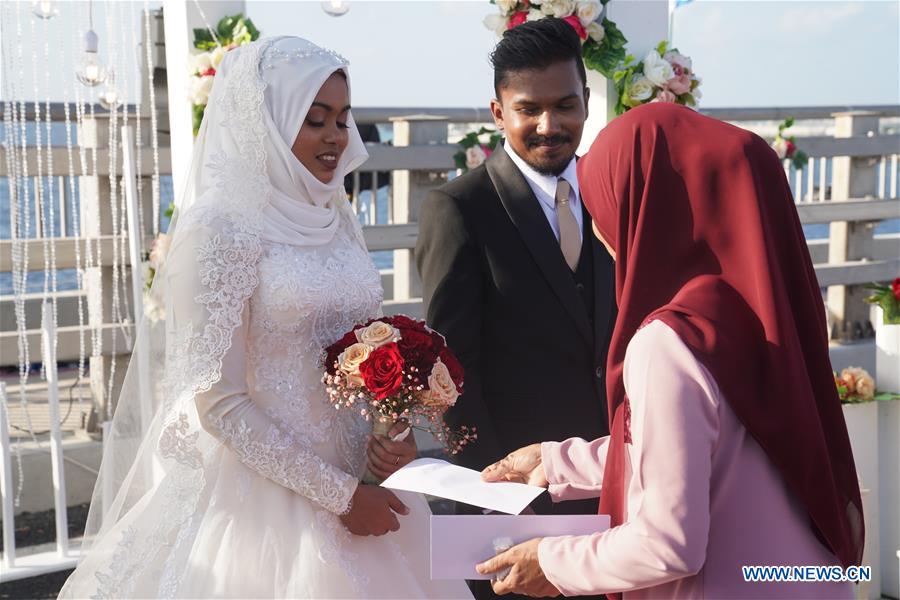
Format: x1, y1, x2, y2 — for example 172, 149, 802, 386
380, 457, 545, 515
430, 514, 610, 580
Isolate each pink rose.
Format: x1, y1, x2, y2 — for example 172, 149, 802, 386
667, 73, 693, 95
653, 89, 678, 104
507, 11, 528, 29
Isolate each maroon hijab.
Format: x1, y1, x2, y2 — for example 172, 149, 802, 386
578, 103, 863, 569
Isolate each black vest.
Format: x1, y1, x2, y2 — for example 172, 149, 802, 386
572, 210, 596, 328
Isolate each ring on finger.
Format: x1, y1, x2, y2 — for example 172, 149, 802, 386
395, 455, 400, 465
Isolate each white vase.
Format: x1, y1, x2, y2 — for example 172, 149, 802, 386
873, 306, 900, 394
843, 401, 881, 598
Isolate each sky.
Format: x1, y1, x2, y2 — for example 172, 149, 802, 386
1, 0, 898, 110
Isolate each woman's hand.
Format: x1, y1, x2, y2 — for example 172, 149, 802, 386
366, 421, 417, 481
476, 537, 561, 597
481, 443, 548, 488
339, 484, 409, 536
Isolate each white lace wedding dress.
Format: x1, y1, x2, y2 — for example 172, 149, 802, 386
63, 208, 470, 599
60, 36, 471, 599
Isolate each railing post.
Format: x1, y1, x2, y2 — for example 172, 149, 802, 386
0, 383, 16, 570
389, 115, 448, 303
41, 301, 69, 558
826, 111, 881, 339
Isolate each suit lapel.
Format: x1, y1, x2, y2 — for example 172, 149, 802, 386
486, 146, 592, 345
586, 203, 616, 364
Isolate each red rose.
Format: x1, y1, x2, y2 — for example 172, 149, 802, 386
398, 330, 439, 384
508, 11, 528, 29
438, 348, 465, 393
200, 67, 216, 77
360, 343, 405, 400
324, 330, 359, 374
892, 277, 900, 301
562, 15, 588, 40
785, 140, 796, 157
388, 315, 421, 331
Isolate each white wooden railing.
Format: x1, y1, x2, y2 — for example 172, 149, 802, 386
1, 103, 898, 582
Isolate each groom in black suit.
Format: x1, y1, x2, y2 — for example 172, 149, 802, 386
416, 19, 615, 597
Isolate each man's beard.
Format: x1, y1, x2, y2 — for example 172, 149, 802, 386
524, 134, 575, 176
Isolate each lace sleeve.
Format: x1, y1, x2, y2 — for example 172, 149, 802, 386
168, 219, 359, 515
193, 302, 359, 514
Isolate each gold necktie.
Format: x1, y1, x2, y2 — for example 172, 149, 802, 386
555, 178, 581, 272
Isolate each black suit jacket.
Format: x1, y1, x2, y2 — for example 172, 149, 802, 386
416, 144, 616, 488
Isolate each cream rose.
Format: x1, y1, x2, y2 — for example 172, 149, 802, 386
855, 372, 875, 400
586, 21, 605, 42
527, 8, 544, 21
423, 359, 460, 407
188, 75, 214, 106
191, 52, 213, 75
465, 146, 487, 169
576, 0, 602, 26
496, 0, 518, 15
483, 13, 508, 36
338, 343, 373, 388
355, 321, 400, 348
627, 75, 654, 104
642, 50, 675, 88
542, 0, 576, 18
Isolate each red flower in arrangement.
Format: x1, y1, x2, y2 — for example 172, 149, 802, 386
892, 277, 900, 302
389, 314, 420, 330
359, 343, 405, 400
507, 11, 528, 29
785, 139, 797, 158
398, 329, 439, 381
562, 15, 588, 40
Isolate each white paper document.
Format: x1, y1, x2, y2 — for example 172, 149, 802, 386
430, 514, 611, 580
380, 457, 545, 515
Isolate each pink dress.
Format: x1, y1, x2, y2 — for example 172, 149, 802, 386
537, 321, 853, 599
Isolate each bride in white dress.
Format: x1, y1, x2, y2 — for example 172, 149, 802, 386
60, 36, 471, 599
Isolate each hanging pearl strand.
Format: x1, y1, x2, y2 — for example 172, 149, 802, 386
104, 0, 123, 417
62, 1, 87, 406
40, 2, 60, 348
1, 1, 24, 507
11, 0, 36, 507
117, 1, 134, 330
82, 2, 103, 393
143, 1, 160, 236
129, 1, 145, 240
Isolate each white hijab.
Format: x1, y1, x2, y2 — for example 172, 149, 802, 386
258, 36, 368, 245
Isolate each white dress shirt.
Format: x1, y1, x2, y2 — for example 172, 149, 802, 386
505, 141, 584, 244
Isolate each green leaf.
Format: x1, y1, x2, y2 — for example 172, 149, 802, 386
784, 117, 795, 129
192, 27, 215, 49
244, 17, 260, 41
656, 40, 668, 56
192, 104, 205, 136
454, 153, 467, 170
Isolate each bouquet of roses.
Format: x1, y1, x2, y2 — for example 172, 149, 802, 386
322, 316, 477, 464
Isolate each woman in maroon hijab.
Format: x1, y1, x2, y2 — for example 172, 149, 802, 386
476, 103, 863, 598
